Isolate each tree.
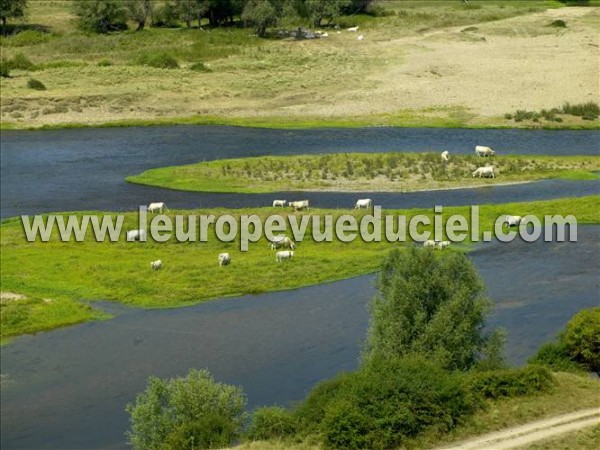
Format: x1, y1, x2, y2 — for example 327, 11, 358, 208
0, 0, 27, 30
174, 0, 207, 28
72, 0, 128, 33
366, 247, 503, 371
241, 0, 278, 37
305, 0, 350, 28
126, 369, 247, 450
564, 307, 600, 374
124, 0, 154, 31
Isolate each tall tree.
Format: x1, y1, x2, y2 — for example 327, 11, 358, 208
174, 0, 207, 28
0, 0, 27, 30
124, 0, 154, 31
305, 0, 350, 28
366, 247, 504, 371
241, 0, 278, 37
72, 0, 128, 33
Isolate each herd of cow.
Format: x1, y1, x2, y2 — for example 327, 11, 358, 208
137, 144, 502, 270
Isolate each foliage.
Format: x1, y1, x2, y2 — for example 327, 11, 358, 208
562, 101, 600, 120
241, 0, 279, 37
137, 51, 180, 69
0, 0, 27, 29
366, 247, 502, 371
528, 341, 583, 372
125, 0, 153, 31
305, 0, 351, 27
563, 307, 600, 374
246, 406, 298, 441
8, 51, 34, 70
72, 0, 128, 33
506, 102, 599, 123
467, 366, 555, 400
26, 77, 45, 90
189, 61, 211, 72
126, 368, 247, 450
549, 19, 567, 27
297, 356, 475, 449
0, 59, 10, 77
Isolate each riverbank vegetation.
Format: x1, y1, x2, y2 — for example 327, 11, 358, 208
1, 1, 598, 129
124, 251, 600, 449
127, 153, 600, 194
1, 195, 598, 342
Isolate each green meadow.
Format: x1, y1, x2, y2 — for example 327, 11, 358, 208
127, 153, 600, 194
1, 195, 598, 342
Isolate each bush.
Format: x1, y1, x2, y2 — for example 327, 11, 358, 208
189, 62, 211, 72
97, 59, 112, 67
468, 365, 554, 400
0, 61, 10, 78
563, 307, 600, 374
562, 102, 599, 119
27, 78, 46, 90
298, 357, 475, 449
529, 341, 582, 372
549, 19, 567, 27
9, 52, 36, 71
137, 52, 180, 69
246, 406, 297, 440
126, 369, 247, 450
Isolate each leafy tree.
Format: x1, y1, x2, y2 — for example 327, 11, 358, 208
126, 369, 247, 450
72, 0, 128, 33
366, 247, 504, 371
124, 0, 154, 31
241, 0, 278, 37
305, 0, 350, 27
564, 307, 600, 374
0, 0, 27, 30
174, 0, 207, 28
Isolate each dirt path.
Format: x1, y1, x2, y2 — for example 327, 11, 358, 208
437, 408, 600, 450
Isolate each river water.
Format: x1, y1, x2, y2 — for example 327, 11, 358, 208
0, 126, 599, 449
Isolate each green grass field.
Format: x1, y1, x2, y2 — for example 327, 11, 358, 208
1, 196, 598, 342
127, 153, 600, 194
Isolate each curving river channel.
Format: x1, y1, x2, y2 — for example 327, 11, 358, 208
0, 126, 599, 449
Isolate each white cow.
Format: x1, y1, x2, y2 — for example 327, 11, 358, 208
506, 215, 523, 227
354, 198, 373, 209
289, 200, 310, 211
475, 146, 496, 157
347, 26, 359, 32
441, 150, 450, 162
472, 166, 495, 178
437, 241, 451, 250
272, 199, 286, 208
148, 202, 167, 213
357, 34, 364, 41
127, 229, 147, 241
218, 253, 231, 266
276, 250, 294, 262
150, 260, 162, 270
269, 235, 296, 250
423, 240, 437, 248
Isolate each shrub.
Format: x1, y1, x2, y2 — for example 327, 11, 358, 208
467, 365, 555, 400
0, 61, 10, 78
562, 102, 599, 119
312, 356, 475, 449
126, 369, 247, 450
3, 30, 51, 47
549, 19, 567, 27
97, 59, 112, 67
563, 307, 600, 374
189, 62, 211, 72
529, 341, 582, 372
137, 52, 179, 69
246, 406, 297, 440
9, 52, 36, 71
27, 78, 46, 90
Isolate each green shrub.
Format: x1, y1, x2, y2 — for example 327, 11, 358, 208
562, 102, 599, 119
549, 19, 567, 27
529, 341, 583, 372
0, 61, 10, 78
137, 52, 180, 69
298, 357, 475, 449
9, 52, 36, 71
189, 62, 211, 72
246, 406, 297, 440
564, 307, 600, 374
126, 369, 247, 450
97, 59, 113, 67
467, 365, 554, 400
27, 78, 46, 90
2, 30, 52, 47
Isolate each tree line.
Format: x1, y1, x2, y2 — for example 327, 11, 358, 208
1, 0, 375, 37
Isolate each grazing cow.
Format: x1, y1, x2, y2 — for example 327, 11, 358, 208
441, 150, 450, 162
472, 166, 495, 178
276, 250, 294, 262
289, 200, 310, 211
475, 146, 496, 157
355, 198, 373, 209
357, 35, 364, 41
506, 215, 523, 227
437, 241, 451, 250
148, 202, 167, 213
347, 26, 359, 32
218, 253, 231, 266
269, 235, 296, 250
423, 240, 437, 248
272, 199, 286, 208
127, 229, 147, 241
150, 260, 162, 270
